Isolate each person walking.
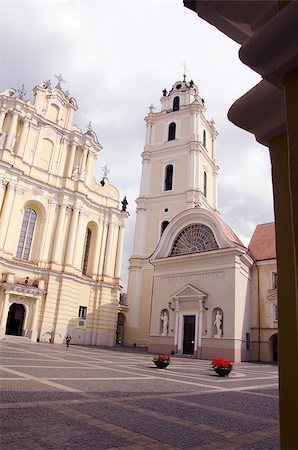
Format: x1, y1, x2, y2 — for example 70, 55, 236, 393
66, 334, 71, 348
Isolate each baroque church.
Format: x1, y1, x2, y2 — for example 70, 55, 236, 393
124, 77, 277, 363
0, 79, 128, 346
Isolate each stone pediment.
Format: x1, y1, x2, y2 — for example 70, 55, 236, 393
172, 284, 207, 299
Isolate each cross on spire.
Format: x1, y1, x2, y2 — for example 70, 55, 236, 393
55, 73, 65, 89
182, 61, 188, 81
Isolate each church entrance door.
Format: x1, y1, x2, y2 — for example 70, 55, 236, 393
6, 303, 25, 336
183, 315, 195, 354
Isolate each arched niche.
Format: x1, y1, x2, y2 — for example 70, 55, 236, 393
37, 138, 54, 171
47, 103, 60, 124
160, 309, 169, 336
212, 307, 223, 338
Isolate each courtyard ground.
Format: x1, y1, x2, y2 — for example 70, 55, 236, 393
0, 338, 279, 450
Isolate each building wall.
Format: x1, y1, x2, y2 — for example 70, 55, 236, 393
251, 260, 278, 361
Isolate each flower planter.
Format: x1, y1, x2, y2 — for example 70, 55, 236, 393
154, 361, 169, 369
213, 366, 231, 377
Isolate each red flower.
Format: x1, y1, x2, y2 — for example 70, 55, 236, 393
211, 357, 233, 369
153, 354, 171, 362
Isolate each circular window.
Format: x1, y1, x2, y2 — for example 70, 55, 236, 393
164, 208, 168, 212
176, 84, 181, 89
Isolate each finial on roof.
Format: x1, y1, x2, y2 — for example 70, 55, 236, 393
17, 84, 26, 99
44, 79, 51, 88
149, 104, 155, 114
162, 88, 167, 97
102, 165, 110, 178
86, 121, 93, 133
65, 90, 70, 98
54, 73, 65, 89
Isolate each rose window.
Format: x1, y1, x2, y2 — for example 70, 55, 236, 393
170, 224, 219, 256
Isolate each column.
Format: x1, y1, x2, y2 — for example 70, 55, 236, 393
139, 158, 151, 197
72, 210, 87, 270
98, 217, 109, 275
0, 293, 9, 337
103, 219, 117, 277
0, 108, 7, 132
191, 110, 198, 140
212, 167, 218, 210
114, 223, 125, 278
0, 179, 7, 212
187, 148, 196, 190
66, 142, 76, 178
79, 147, 88, 181
85, 151, 94, 184
145, 120, 152, 145
0, 184, 15, 249
39, 200, 57, 263
5, 111, 18, 150
30, 298, 40, 341
15, 118, 29, 157
92, 220, 103, 277
65, 207, 80, 266
51, 204, 67, 263
269, 132, 298, 450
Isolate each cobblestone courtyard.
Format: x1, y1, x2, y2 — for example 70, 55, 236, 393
0, 339, 279, 449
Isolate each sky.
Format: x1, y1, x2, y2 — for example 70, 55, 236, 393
0, 0, 274, 288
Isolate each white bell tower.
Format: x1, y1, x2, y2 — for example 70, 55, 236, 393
125, 77, 219, 346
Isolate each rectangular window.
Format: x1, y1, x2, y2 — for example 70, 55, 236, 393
274, 304, 278, 322
272, 272, 277, 289
78, 306, 87, 319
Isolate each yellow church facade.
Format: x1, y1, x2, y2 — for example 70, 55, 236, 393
0, 80, 128, 345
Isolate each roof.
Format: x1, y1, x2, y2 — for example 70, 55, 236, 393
248, 222, 276, 261
217, 216, 245, 247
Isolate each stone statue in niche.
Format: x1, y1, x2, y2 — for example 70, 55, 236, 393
0, 131, 7, 149
72, 164, 80, 180
160, 311, 169, 336
214, 310, 223, 338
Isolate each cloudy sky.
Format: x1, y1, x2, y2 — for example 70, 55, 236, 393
0, 0, 274, 288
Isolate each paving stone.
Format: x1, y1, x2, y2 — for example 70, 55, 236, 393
178, 391, 279, 420
0, 341, 280, 450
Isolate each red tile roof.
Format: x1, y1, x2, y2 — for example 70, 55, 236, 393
248, 222, 276, 261
217, 216, 245, 247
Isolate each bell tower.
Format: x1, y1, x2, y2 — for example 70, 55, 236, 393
125, 77, 219, 346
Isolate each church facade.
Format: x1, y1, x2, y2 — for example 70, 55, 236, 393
125, 77, 277, 362
0, 80, 128, 345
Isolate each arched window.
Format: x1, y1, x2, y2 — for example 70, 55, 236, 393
82, 228, 91, 275
173, 96, 180, 111
203, 129, 206, 148
161, 220, 169, 236
164, 164, 173, 191
170, 224, 219, 256
168, 122, 176, 141
16, 208, 37, 260
203, 171, 207, 197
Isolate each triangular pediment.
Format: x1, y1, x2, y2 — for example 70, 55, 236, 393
171, 284, 207, 299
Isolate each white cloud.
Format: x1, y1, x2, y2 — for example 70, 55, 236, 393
0, 0, 274, 288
